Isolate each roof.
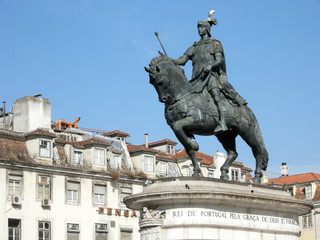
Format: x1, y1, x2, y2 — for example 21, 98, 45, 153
148, 138, 178, 147
74, 138, 111, 148
266, 173, 320, 185
0, 136, 36, 163
25, 128, 56, 138
174, 149, 213, 164
127, 144, 158, 154
155, 151, 176, 161
102, 130, 130, 138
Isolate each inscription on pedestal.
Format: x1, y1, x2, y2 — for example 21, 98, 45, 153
140, 226, 161, 240
169, 209, 298, 226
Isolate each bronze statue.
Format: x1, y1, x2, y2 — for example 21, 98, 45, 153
145, 11, 268, 183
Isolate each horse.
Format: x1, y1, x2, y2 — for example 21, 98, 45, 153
145, 55, 269, 184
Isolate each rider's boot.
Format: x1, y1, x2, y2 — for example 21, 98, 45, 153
214, 102, 228, 134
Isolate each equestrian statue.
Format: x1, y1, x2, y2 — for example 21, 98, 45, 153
145, 10, 268, 183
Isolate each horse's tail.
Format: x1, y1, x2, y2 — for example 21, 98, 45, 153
247, 107, 269, 171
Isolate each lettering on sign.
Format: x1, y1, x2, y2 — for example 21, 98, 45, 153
98, 208, 137, 218
170, 210, 298, 226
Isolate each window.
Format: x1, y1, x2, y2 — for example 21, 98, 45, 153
302, 214, 313, 229
157, 161, 167, 176
67, 181, 80, 203
93, 148, 105, 165
143, 156, 154, 172
67, 223, 80, 240
8, 219, 21, 240
39, 140, 51, 158
110, 154, 121, 169
120, 228, 132, 240
231, 169, 239, 181
94, 184, 106, 205
95, 223, 108, 240
73, 151, 83, 165
208, 168, 214, 178
38, 176, 51, 199
8, 175, 22, 196
167, 162, 179, 177
38, 221, 51, 240
120, 186, 132, 207
167, 145, 174, 154
306, 185, 312, 200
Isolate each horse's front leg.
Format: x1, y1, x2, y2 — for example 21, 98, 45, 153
217, 132, 238, 181
171, 117, 200, 177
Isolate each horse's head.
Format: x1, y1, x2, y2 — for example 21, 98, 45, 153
145, 55, 189, 106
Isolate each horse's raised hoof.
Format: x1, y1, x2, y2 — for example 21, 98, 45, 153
191, 141, 199, 151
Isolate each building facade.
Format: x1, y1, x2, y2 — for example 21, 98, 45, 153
266, 163, 320, 240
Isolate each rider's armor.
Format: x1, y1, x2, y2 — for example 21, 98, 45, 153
184, 38, 247, 108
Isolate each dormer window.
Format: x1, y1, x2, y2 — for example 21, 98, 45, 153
231, 169, 239, 181
306, 185, 312, 200
73, 151, 83, 166
110, 154, 122, 169
93, 148, 105, 166
167, 145, 175, 154
157, 161, 168, 176
39, 140, 51, 158
143, 156, 154, 172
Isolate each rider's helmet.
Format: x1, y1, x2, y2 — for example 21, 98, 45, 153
197, 10, 217, 38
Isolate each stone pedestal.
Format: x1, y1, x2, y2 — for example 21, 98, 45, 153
124, 178, 313, 240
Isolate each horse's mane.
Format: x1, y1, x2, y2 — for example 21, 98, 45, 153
149, 55, 175, 72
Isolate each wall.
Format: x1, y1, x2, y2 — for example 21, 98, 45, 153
0, 166, 143, 240
13, 96, 51, 133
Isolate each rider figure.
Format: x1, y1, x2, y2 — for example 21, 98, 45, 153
174, 11, 247, 134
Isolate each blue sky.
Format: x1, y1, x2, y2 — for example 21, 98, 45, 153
1, 0, 319, 178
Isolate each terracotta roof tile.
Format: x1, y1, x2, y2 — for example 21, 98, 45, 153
155, 151, 176, 161
174, 149, 213, 164
241, 166, 252, 172
0, 137, 35, 163
266, 173, 320, 185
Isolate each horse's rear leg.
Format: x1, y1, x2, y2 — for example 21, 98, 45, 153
217, 132, 238, 181
171, 117, 200, 176
237, 126, 268, 184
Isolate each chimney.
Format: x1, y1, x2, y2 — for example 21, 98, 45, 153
280, 162, 288, 177
145, 133, 149, 148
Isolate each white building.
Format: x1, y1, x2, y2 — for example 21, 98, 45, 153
0, 96, 143, 240
265, 163, 320, 240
